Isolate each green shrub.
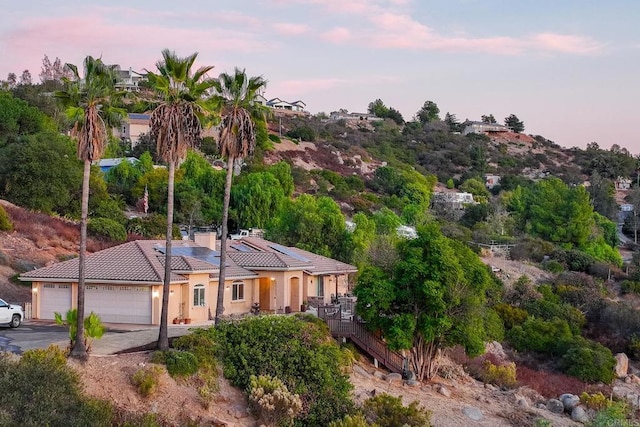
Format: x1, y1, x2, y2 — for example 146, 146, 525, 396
587, 401, 630, 427
0, 205, 13, 232
484, 308, 505, 341
132, 366, 164, 397
620, 280, 640, 295
127, 214, 180, 239
580, 392, 613, 411
152, 349, 198, 378
88, 217, 127, 241
214, 315, 354, 426
561, 339, 616, 384
329, 414, 370, 427
268, 133, 281, 143
542, 259, 564, 273
508, 317, 573, 355
248, 374, 302, 427
494, 304, 528, 329
480, 360, 517, 388
286, 126, 316, 142
0, 346, 112, 426
361, 393, 431, 427
523, 299, 586, 334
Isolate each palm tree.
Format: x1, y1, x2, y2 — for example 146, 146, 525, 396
212, 68, 267, 325
146, 49, 215, 350
55, 56, 126, 359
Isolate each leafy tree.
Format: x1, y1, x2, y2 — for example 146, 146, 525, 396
55, 56, 125, 359
625, 187, 640, 243
0, 91, 53, 143
19, 69, 32, 85
354, 223, 496, 380
481, 114, 496, 124
147, 49, 215, 349
232, 171, 286, 228
416, 100, 440, 124
0, 133, 83, 214
588, 171, 617, 220
267, 194, 351, 260
212, 67, 267, 325
459, 178, 490, 199
504, 114, 524, 133
367, 99, 404, 125
444, 112, 461, 132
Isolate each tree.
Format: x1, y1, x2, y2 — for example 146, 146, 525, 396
481, 114, 497, 124
54, 56, 126, 359
147, 49, 215, 349
212, 67, 267, 325
444, 112, 461, 132
416, 100, 440, 124
504, 114, 524, 133
354, 223, 495, 380
588, 171, 617, 220
19, 70, 32, 85
367, 99, 404, 125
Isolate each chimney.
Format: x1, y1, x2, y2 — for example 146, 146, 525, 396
194, 232, 217, 250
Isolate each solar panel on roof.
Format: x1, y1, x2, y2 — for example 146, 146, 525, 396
231, 243, 254, 252
156, 246, 221, 266
268, 244, 310, 262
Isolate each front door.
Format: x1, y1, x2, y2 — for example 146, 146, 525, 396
259, 278, 271, 311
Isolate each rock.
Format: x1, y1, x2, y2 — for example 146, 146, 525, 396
629, 374, 640, 385
405, 379, 420, 387
485, 341, 507, 360
353, 365, 370, 377
462, 406, 483, 421
386, 373, 403, 383
571, 406, 589, 423
484, 383, 498, 391
228, 406, 249, 419
560, 394, 580, 411
438, 385, 451, 398
536, 403, 547, 410
547, 399, 564, 414
615, 353, 629, 378
517, 398, 529, 407
373, 371, 386, 380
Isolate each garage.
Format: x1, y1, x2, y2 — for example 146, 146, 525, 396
40, 283, 72, 320
86, 285, 152, 324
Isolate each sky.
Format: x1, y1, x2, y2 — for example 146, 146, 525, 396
1, 0, 639, 152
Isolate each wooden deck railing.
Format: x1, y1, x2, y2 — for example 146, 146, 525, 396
318, 305, 406, 374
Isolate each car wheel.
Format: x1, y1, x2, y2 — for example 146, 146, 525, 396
9, 314, 20, 328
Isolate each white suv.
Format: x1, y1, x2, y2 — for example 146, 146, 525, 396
0, 298, 23, 328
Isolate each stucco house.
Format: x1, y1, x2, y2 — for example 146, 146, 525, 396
113, 113, 151, 147
462, 120, 509, 135
20, 234, 356, 325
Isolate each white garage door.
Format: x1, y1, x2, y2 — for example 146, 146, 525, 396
86, 285, 152, 324
40, 283, 72, 320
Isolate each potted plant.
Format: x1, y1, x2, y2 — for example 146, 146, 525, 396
184, 318, 192, 324
301, 301, 308, 312
172, 317, 180, 324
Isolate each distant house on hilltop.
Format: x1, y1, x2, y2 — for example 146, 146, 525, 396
485, 174, 501, 189
113, 113, 150, 147
616, 177, 632, 191
114, 66, 145, 92
462, 120, 509, 136
329, 109, 383, 122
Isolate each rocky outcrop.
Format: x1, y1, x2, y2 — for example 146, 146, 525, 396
614, 353, 629, 378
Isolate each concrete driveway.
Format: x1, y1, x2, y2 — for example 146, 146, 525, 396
0, 320, 203, 355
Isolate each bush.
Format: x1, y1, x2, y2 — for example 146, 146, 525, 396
329, 414, 370, 427
131, 366, 164, 397
268, 133, 281, 143
542, 259, 564, 273
620, 280, 640, 295
152, 349, 198, 378
517, 365, 590, 398
484, 309, 505, 341
580, 392, 613, 411
286, 126, 316, 142
88, 217, 127, 241
248, 374, 302, 427
480, 360, 517, 388
0, 205, 13, 232
494, 304, 528, 329
561, 339, 616, 384
0, 346, 112, 426
588, 401, 630, 427
361, 393, 431, 427
214, 315, 354, 426
508, 317, 573, 355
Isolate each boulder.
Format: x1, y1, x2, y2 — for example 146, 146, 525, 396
615, 353, 629, 378
547, 399, 564, 414
405, 379, 420, 387
353, 365, 370, 377
571, 406, 589, 423
560, 394, 580, 412
438, 385, 452, 398
462, 406, 483, 421
373, 371, 386, 380
485, 341, 507, 361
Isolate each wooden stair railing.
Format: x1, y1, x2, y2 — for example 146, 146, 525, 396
318, 305, 407, 375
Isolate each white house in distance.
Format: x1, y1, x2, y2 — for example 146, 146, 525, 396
115, 66, 145, 92
266, 97, 307, 112
329, 110, 383, 122
462, 120, 509, 136
432, 191, 476, 210
485, 174, 501, 189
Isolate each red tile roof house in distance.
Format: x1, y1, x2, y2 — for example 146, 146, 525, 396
19, 234, 357, 325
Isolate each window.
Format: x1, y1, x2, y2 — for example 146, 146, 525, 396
316, 276, 324, 297
232, 281, 245, 301
193, 284, 205, 306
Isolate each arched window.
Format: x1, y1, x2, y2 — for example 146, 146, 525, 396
193, 284, 205, 306
232, 281, 245, 301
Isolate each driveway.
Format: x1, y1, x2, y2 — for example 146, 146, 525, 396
0, 320, 203, 355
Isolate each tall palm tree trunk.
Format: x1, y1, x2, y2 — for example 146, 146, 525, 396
215, 155, 235, 325
70, 159, 91, 359
158, 161, 175, 350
